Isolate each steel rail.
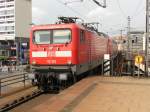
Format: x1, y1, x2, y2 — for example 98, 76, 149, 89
0, 90, 43, 112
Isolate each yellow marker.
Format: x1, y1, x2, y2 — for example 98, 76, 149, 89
135, 55, 143, 64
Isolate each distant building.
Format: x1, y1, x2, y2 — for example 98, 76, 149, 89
112, 35, 127, 51
0, 0, 31, 63
112, 31, 146, 52
129, 31, 144, 52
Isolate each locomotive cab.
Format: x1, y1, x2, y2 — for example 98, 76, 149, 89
31, 29, 73, 65
30, 24, 79, 91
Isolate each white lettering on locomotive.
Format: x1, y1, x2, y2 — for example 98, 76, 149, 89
55, 51, 72, 57
32, 51, 47, 57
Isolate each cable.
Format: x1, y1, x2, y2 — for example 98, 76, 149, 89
116, 0, 127, 18
131, 0, 143, 17
132, 6, 145, 18
55, 0, 85, 19
64, 0, 83, 5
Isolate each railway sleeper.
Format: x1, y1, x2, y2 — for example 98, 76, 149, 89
0, 90, 42, 112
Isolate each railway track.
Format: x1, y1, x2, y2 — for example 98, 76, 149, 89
0, 86, 38, 111
0, 90, 42, 112
10, 76, 99, 112
11, 92, 55, 112
0, 75, 99, 112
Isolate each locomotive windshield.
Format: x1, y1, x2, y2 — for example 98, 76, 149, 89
33, 29, 71, 44
34, 31, 50, 44
53, 30, 71, 44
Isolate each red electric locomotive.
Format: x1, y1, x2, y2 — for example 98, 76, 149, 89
30, 17, 118, 91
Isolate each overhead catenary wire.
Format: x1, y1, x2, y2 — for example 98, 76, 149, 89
132, 6, 145, 19
115, 0, 128, 33
131, 0, 143, 18
64, 0, 84, 5
55, 0, 86, 20
55, 0, 108, 22
115, 0, 127, 18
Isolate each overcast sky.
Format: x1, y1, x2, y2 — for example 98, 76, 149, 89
32, 0, 145, 36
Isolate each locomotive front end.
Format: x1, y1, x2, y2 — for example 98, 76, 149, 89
30, 24, 78, 92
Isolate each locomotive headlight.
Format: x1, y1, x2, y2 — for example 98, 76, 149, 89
32, 61, 36, 65
67, 60, 72, 65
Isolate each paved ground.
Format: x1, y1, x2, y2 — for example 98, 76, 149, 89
8, 76, 150, 112
73, 76, 150, 112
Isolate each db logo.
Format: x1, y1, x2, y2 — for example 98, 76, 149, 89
48, 51, 55, 57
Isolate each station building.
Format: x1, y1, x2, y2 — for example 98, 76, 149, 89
129, 31, 145, 52
0, 0, 31, 64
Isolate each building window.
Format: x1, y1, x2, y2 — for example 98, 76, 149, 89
6, 21, 14, 23
0, 32, 6, 34
0, 10, 5, 15
6, 10, 14, 15
6, 15, 14, 18
6, 26, 14, 30
6, 4, 14, 7
0, 16, 5, 19
0, 0, 5, 3
135, 37, 138, 43
6, 0, 14, 2
7, 31, 14, 34
0, 26, 5, 30
0, 6, 5, 8
0, 21, 5, 24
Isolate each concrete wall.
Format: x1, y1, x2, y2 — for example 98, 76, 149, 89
15, 0, 32, 38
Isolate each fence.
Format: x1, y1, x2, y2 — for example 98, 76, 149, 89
0, 65, 28, 73
0, 73, 29, 96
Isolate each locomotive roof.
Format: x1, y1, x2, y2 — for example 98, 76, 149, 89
32, 23, 81, 30
31, 23, 109, 38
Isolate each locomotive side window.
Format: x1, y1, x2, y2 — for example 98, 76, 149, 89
34, 31, 51, 44
53, 30, 71, 44
80, 30, 85, 43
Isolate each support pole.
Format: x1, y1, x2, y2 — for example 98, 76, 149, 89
127, 16, 131, 59
127, 16, 131, 73
145, 0, 149, 76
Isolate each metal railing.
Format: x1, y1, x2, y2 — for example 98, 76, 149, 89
0, 65, 28, 73
0, 73, 29, 96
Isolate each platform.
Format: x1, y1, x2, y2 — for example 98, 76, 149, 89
11, 76, 150, 112
73, 77, 150, 112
